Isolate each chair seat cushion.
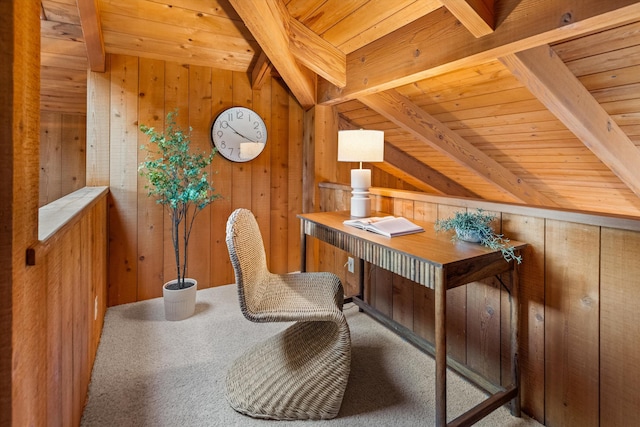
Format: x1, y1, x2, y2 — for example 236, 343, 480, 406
245, 272, 345, 323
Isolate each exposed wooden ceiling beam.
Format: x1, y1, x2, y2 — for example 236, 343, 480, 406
251, 52, 272, 90
383, 143, 479, 198
500, 44, 640, 199
231, 0, 347, 107
440, 0, 494, 37
77, 0, 105, 72
375, 162, 444, 194
233, 2, 348, 89
339, 118, 478, 198
229, 0, 316, 108
289, 18, 346, 88
319, 0, 640, 105
360, 90, 559, 207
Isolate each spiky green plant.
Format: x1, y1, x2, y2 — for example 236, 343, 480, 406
139, 110, 221, 289
434, 209, 522, 264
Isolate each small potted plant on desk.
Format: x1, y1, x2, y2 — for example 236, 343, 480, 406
139, 110, 221, 320
434, 209, 522, 264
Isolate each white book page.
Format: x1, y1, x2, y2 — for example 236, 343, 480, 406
344, 216, 423, 237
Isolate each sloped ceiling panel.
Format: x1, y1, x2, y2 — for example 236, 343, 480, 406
39, 0, 640, 217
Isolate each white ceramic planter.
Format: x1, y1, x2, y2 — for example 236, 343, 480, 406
163, 278, 197, 321
455, 228, 482, 243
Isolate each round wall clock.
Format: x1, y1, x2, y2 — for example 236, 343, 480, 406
210, 106, 267, 162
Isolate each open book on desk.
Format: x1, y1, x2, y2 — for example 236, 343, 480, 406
343, 216, 424, 238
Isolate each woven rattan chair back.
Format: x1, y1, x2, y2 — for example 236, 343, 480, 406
225, 207, 270, 319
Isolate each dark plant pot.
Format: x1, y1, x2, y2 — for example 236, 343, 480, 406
162, 278, 197, 321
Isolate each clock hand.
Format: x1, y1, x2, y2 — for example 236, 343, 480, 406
226, 123, 257, 142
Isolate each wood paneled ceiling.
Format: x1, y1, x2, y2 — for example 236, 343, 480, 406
40, 0, 640, 217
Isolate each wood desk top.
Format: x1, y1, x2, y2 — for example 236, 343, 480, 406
299, 211, 526, 289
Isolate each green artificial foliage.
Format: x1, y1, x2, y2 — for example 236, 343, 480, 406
139, 110, 221, 289
434, 209, 522, 264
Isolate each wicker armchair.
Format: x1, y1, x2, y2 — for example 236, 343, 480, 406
224, 208, 351, 420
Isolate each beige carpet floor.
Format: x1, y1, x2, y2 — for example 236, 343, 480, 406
81, 284, 543, 427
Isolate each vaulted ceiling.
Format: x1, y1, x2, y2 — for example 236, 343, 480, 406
40, 0, 640, 217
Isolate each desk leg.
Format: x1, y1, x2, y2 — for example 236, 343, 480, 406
510, 262, 521, 417
300, 222, 307, 272
435, 269, 447, 427
357, 259, 365, 312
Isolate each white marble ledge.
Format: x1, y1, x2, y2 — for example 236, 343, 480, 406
39, 186, 109, 241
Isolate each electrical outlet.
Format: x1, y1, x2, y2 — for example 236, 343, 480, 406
347, 257, 355, 273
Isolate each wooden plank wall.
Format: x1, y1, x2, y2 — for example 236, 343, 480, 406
86, 54, 305, 306
38, 192, 108, 426
4, 2, 44, 425
315, 183, 640, 427
39, 112, 87, 207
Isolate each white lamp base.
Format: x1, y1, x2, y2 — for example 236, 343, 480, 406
350, 169, 372, 217
351, 192, 371, 217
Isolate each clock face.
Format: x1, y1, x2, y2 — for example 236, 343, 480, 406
211, 107, 267, 162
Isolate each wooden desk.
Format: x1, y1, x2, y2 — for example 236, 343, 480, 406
298, 211, 526, 427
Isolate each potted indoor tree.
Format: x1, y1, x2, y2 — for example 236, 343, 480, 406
139, 110, 221, 320
434, 209, 522, 264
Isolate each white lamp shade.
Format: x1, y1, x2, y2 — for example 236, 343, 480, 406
337, 130, 384, 162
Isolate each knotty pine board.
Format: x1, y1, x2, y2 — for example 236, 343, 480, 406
108, 54, 139, 305
45, 235, 64, 426
544, 219, 600, 427
287, 94, 304, 272
502, 213, 546, 421
600, 227, 640, 425
38, 112, 88, 206
40, 112, 64, 206
392, 275, 414, 330
316, 190, 338, 279
100, 28, 252, 72
137, 57, 166, 300
8, 2, 47, 425
58, 231, 75, 426
436, 203, 468, 364
554, 21, 640, 62
413, 282, 436, 343
60, 114, 86, 196
90, 196, 108, 367
186, 65, 213, 286
99, 0, 249, 40
70, 220, 85, 427
210, 68, 235, 286
86, 55, 111, 186
253, 72, 273, 272
467, 276, 502, 385
269, 80, 290, 274
370, 267, 394, 318
411, 201, 439, 345
413, 200, 439, 222
464, 208, 502, 383
314, 105, 342, 204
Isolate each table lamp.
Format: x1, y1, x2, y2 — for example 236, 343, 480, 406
338, 129, 384, 217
